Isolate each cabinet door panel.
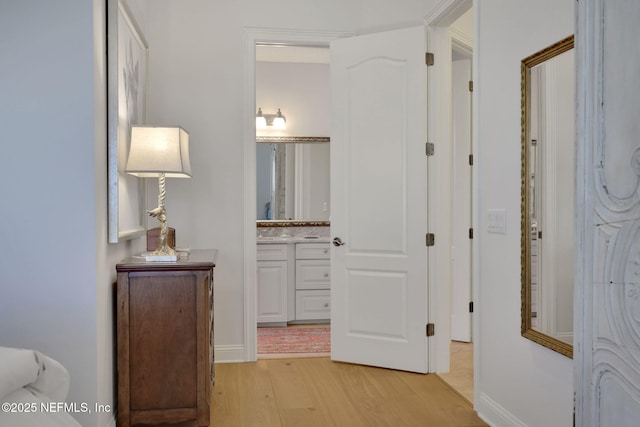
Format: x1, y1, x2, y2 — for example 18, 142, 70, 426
257, 260, 288, 322
129, 274, 197, 410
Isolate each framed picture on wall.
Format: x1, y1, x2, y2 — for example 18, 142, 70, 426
107, 0, 148, 243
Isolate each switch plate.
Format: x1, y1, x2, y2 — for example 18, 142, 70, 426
487, 209, 506, 234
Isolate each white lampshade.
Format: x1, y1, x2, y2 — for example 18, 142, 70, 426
126, 126, 192, 178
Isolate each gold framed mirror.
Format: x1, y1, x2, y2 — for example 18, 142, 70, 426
521, 35, 574, 358
256, 136, 330, 223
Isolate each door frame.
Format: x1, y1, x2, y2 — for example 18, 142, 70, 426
242, 28, 352, 361
422, 0, 475, 375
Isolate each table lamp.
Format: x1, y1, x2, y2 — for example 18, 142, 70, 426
126, 126, 191, 261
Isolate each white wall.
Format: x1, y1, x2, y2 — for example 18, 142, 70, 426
142, 0, 439, 356
0, 2, 98, 426
475, 0, 574, 426
1, 1, 146, 425
256, 61, 330, 137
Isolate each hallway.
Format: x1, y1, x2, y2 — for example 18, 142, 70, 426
438, 341, 474, 403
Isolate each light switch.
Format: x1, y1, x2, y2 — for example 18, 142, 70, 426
487, 209, 506, 234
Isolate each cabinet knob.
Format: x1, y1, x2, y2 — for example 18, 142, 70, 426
324, 303, 329, 308
332, 237, 345, 247
323, 272, 329, 278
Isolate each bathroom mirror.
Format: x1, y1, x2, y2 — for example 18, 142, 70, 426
521, 35, 574, 358
256, 136, 330, 222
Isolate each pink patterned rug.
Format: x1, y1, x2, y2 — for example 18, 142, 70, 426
257, 326, 330, 354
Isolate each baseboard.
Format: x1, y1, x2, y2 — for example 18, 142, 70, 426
215, 344, 245, 363
476, 392, 527, 427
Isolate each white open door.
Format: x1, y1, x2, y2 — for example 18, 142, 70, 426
330, 26, 429, 373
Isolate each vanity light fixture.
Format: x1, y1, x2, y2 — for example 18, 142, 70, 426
126, 125, 192, 261
256, 107, 286, 129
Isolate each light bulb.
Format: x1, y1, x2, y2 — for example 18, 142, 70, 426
256, 108, 267, 129
273, 108, 286, 129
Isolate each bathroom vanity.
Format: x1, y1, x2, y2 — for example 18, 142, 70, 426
257, 238, 330, 324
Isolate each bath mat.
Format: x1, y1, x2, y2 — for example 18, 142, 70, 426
257, 326, 330, 355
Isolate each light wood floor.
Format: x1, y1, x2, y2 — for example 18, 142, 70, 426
438, 341, 474, 403
258, 326, 474, 403
211, 357, 487, 426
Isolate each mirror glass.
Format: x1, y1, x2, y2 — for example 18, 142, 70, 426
521, 35, 574, 358
256, 137, 330, 221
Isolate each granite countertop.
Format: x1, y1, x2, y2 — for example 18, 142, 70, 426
257, 236, 331, 244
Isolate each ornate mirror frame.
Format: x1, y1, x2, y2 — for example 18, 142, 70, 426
521, 35, 574, 358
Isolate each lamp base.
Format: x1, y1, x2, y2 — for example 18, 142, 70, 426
144, 254, 178, 262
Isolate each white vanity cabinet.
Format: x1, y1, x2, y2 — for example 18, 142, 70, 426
257, 244, 290, 323
257, 240, 331, 324
295, 242, 331, 320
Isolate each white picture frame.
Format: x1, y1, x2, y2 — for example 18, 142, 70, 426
107, 0, 148, 243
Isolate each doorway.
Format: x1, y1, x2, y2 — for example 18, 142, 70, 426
247, 27, 432, 369
255, 43, 333, 358
242, 29, 350, 362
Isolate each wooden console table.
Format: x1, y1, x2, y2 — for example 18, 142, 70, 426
116, 249, 216, 427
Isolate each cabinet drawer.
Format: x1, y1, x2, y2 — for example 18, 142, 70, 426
257, 243, 288, 261
295, 260, 330, 290
295, 242, 330, 260
295, 290, 330, 320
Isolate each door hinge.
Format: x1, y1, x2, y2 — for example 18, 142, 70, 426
469, 301, 474, 313
469, 80, 474, 92
469, 228, 474, 239
425, 142, 435, 156
469, 154, 474, 166
426, 233, 435, 247
426, 323, 435, 337
425, 52, 435, 66
538, 230, 543, 239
